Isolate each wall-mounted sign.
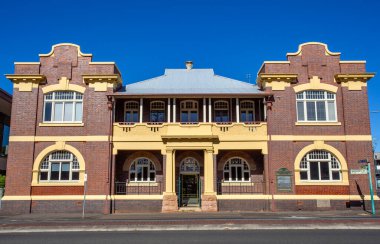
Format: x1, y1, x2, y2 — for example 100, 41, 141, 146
350, 168, 368, 175
276, 168, 292, 192
358, 159, 369, 164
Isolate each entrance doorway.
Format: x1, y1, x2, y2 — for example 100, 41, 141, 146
178, 157, 201, 207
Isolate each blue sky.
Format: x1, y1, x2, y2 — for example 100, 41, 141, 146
1, 0, 380, 150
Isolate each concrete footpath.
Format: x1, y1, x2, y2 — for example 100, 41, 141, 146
0, 210, 380, 233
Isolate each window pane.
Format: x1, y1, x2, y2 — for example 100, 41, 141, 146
316, 101, 326, 121
327, 101, 336, 121
332, 171, 340, 180
143, 167, 148, 181
51, 163, 60, 180
181, 112, 188, 122
244, 172, 249, 181
64, 102, 73, 121
224, 172, 229, 181
237, 167, 242, 180
320, 162, 330, 180
247, 111, 254, 122
133, 111, 139, 122
54, 102, 63, 121
231, 167, 237, 181
72, 172, 79, 181
190, 111, 198, 122
75, 102, 83, 121
310, 162, 320, 180
306, 102, 316, 121
40, 172, 48, 181
44, 102, 52, 121
150, 172, 155, 181
61, 163, 70, 180
300, 171, 308, 180
297, 101, 305, 121
241, 112, 246, 122
130, 172, 135, 181
137, 167, 143, 181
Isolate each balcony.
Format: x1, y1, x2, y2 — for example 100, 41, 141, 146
113, 122, 268, 142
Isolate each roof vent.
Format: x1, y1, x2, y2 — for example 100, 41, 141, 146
185, 61, 193, 70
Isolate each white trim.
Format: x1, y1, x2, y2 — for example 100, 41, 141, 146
208, 98, 212, 122
236, 98, 240, 123
167, 98, 171, 123
139, 98, 143, 123
203, 98, 206, 122
173, 98, 176, 122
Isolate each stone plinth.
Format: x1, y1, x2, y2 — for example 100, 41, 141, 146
162, 194, 178, 212
201, 194, 218, 212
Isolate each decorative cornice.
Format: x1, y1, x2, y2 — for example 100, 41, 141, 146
83, 74, 122, 92
5, 74, 46, 92
335, 73, 375, 91
257, 73, 298, 91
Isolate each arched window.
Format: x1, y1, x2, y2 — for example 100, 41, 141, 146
43, 91, 83, 122
124, 101, 139, 122
129, 157, 156, 182
223, 157, 250, 182
214, 100, 229, 122
296, 90, 336, 122
180, 100, 198, 123
180, 157, 200, 174
150, 101, 165, 122
240, 100, 255, 122
299, 150, 341, 181
39, 151, 80, 181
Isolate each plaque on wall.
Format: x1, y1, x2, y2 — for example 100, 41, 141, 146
276, 168, 292, 192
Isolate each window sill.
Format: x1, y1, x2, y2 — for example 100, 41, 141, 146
295, 122, 341, 126
39, 123, 84, 127
127, 182, 158, 187
221, 182, 254, 186
32, 182, 84, 186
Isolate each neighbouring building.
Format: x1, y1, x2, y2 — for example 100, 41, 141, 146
0, 88, 11, 175
1, 42, 378, 214
375, 152, 380, 192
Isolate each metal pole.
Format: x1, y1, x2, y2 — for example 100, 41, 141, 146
82, 173, 87, 219
367, 163, 376, 215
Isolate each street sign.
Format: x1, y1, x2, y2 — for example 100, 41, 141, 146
84, 173, 88, 182
358, 159, 368, 164
350, 169, 368, 175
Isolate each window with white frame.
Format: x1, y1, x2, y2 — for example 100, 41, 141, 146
180, 100, 198, 122
240, 100, 255, 122
214, 100, 229, 122
150, 101, 165, 122
299, 150, 341, 181
124, 101, 139, 122
223, 157, 250, 182
39, 151, 80, 181
43, 91, 83, 123
296, 91, 337, 122
129, 157, 156, 182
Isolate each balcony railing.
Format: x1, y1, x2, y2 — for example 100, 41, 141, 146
115, 181, 163, 195
217, 180, 265, 195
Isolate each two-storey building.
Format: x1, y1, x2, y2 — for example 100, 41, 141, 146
1, 42, 378, 214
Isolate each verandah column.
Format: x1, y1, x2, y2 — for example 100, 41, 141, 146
202, 149, 218, 211
162, 149, 178, 212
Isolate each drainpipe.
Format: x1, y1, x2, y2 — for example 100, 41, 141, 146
107, 95, 114, 214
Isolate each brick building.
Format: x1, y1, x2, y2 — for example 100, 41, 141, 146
1, 42, 378, 214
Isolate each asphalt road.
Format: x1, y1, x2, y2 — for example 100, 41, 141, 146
1, 230, 379, 244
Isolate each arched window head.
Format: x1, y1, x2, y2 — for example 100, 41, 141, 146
240, 100, 255, 122
296, 90, 337, 122
43, 91, 83, 123
150, 101, 165, 122
214, 100, 229, 122
180, 100, 198, 123
223, 157, 250, 182
124, 101, 139, 122
180, 157, 200, 174
129, 157, 156, 182
39, 151, 80, 181
299, 150, 341, 181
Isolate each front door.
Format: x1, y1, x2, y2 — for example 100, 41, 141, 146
180, 174, 200, 207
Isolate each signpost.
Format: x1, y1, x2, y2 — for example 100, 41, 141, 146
358, 159, 376, 215
82, 173, 88, 219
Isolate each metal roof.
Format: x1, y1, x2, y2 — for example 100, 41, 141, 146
121, 69, 264, 95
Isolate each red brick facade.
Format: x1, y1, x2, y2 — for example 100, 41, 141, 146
1, 43, 377, 214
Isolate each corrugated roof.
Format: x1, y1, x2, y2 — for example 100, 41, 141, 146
121, 69, 264, 95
